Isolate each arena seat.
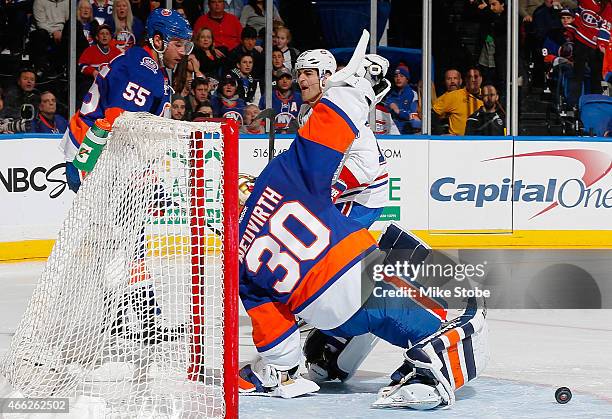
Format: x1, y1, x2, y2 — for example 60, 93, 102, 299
579, 94, 612, 137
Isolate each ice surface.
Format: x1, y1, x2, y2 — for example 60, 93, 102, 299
1, 262, 611, 419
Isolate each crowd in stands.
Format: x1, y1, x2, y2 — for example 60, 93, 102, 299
0, 0, 610, 136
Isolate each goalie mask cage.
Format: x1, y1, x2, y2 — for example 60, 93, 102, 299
0, 113, 239, 418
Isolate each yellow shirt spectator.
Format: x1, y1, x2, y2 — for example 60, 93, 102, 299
433, 88, 483, 136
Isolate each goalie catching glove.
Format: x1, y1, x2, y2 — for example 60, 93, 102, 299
324, 30, 391, 110
239, 357, 320, 398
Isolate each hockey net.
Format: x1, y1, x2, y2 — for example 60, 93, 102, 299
0, 112, 239, 418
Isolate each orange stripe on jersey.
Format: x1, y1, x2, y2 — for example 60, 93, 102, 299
383, 275, 447, 321
247, 302, 295, 349
287, 229, 376, 312
445, 329, 465, 388
298, 101, 356, 154
69, 114, 91, 144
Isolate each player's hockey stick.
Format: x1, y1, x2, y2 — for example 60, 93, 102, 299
254, 108, 277, 162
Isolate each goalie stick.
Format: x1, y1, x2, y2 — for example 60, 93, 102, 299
254, 108, 277, 162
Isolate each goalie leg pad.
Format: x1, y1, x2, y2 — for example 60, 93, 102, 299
379, 297, 488, 408
378, 222, 431, 270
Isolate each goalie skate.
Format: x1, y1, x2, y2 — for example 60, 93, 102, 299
373, 373, 442, 410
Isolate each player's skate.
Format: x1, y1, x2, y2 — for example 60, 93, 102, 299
373, 372, 443, 410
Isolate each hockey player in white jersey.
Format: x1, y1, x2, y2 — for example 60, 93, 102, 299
296, 49, 390, 229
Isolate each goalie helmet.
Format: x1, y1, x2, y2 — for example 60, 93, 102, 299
146, 8, 193, 52
295, 49, 337, 79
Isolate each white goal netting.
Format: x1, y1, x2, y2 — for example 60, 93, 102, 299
0, 113, 238, 418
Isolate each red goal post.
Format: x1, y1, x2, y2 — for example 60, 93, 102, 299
0, 113, 240, 418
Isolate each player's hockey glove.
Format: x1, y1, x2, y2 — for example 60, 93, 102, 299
364, 54, 392, 107
239, 357, 320, 398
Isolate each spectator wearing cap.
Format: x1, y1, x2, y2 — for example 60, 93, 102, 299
259, 68, 302, 133
193, 0, 243, 51
4, 69, 40, 115
191, 27, 228, 80
78, 24, 122, 80
211, 74, 246, 123
31, 91, 68, 134
230, 53, 261, 103
384, 64, 421, 134
226, 25, 265, 81
186, 77, 211, 119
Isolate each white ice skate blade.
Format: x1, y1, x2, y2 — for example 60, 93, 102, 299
241, 377, 320, 399
372, 383, 442, 410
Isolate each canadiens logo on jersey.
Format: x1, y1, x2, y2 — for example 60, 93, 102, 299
140, 56, 159, 74
580, 10, 598, 27
224, 111, 244, 126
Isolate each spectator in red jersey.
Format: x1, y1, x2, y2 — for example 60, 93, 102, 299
191, 27, 228, 80
569, 0, 612, 107
79, 24, 122, 80
193, 0, 243, 51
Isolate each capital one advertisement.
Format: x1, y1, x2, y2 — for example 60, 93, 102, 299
426, 139, 612, 231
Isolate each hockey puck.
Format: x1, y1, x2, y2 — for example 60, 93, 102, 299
555, 387, 572, 404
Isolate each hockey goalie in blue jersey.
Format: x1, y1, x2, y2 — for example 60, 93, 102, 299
238, 31, 489, 409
